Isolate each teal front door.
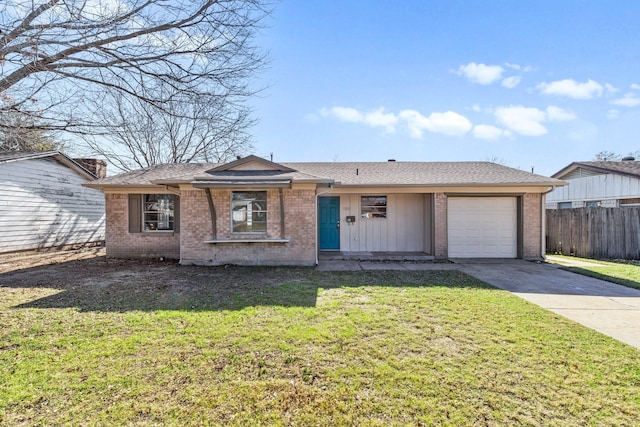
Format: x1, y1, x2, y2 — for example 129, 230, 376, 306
319, 197, 340, 250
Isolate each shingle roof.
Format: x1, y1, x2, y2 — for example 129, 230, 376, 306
285, 161, 561, 186
87, 159, 564, 188
553, 161, 640, 179
86, 163, 214, 186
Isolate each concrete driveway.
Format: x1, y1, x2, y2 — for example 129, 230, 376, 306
317, 258, 640, 349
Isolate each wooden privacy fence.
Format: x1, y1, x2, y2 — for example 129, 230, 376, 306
546, 207, 640, 259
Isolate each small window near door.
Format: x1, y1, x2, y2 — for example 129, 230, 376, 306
620, 197, 640, 206
585, 200, 601, 207
558, 202, 572, 209
361, 196, 387, 218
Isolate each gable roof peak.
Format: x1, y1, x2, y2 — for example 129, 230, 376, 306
208, 154, 297, 173
552, 160, 640, 179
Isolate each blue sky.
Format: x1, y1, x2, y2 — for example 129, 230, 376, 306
249, 1, 640, 176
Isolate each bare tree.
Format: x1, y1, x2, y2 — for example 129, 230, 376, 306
83, 84, 253, 171
0, 102, 63, 150
0, 0, 269, 151
484, 156, 510, 166
593, 151, 622, 161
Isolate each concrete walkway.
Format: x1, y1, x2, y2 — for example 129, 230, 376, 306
317, 259, 640, 350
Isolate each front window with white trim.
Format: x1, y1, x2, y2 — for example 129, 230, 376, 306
143, 194, 175, 231
232, 191, 267, 233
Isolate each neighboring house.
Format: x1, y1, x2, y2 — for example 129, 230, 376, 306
85, 155, 565, 266
0, 151, 106, 254
546, 158, 640, 209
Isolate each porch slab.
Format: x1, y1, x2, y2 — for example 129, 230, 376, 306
319, 251, 435, 262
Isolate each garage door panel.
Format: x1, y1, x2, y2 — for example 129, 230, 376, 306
448, 197, 517, 258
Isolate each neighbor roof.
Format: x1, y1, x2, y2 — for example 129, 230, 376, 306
552, 161, 640, 180
0, 150, 98, 180
86, 158, 564, 188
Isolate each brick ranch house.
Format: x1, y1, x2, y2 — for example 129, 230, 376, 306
85, 155, 566, 266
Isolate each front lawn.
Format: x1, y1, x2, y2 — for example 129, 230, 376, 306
1, 259, 639, 425
548, 255, 640, 290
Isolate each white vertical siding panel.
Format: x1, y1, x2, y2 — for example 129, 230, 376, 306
335, 193, 426, 252
548, 173, 640, 204
0, 157, 105, 253
388, 194, 400, 252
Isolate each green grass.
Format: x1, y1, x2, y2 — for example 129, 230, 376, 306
1, 259, 640, 426
549, 255, 640, 290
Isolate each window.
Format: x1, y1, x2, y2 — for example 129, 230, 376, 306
361, 196, 387, 218
143, 194, 175, 231
620, 198, 640, 206
232, 191, 267, 233
585, 200, 601, 207
558, 202, 572, 209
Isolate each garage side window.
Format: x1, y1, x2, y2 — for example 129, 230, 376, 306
232, 191, 267, 233
143, 194, 175, 231
361, 196, 387, 218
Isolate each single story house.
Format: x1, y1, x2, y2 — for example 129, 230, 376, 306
85, 155, 565, 265
546, 158, 640, 209
0, 151, 106, 254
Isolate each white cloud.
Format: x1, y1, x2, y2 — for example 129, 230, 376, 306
537, 78, 604, 99
546, 105, 576, 122
362, 108, 398, 131
494, 106, 547, 136
320, 106, 362, 122
321, 106, 471, 137
631, 83, 640, 90
455, 62, 504, 85
604, 83, 619, 94
505, 63, 534, 72
608, 109, 620, 119
320, 107, 398, 132
611, 93, 640, 107
472, 125, 510, 140
501, 76, 521, 89
399, 110, 472, 138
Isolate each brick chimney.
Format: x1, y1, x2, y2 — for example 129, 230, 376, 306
74, 158, 107, 179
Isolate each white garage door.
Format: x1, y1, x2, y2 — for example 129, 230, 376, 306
448, 197, 517, 258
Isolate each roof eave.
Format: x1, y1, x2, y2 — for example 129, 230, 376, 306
553, 162, 640, 180
83, 183, 164, 189
333, 182, 566, 188
192, 179, 292, 189
1, 150, 97, 180
151, 179, 194, 185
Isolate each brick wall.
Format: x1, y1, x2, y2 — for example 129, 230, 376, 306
180, 188, 317, 265
433, 193, 448, 259
74, 158, 107, 178
522, 193, 542, 260
433, 192, 543, 260
105, 193, 180, 259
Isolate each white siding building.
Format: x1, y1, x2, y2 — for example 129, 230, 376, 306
546, 159, 640, 209
0, 151, 106, 254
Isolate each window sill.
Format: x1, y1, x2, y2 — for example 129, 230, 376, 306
204, 239, 289, 244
